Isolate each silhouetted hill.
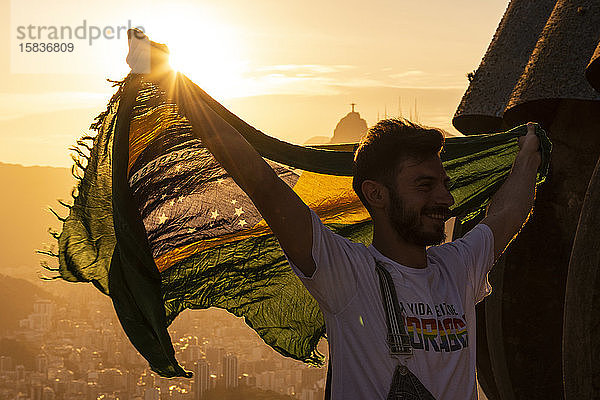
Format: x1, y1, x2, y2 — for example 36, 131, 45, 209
0, 162, 74, 282
330, 110, 367, 143
303, 136, 331, 145
0, 274, 61, 331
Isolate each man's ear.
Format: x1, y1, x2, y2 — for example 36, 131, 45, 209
361, 180, 388, 210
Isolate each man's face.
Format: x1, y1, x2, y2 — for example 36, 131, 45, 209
385, 155, 455, 246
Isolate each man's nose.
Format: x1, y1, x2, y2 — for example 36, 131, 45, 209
446, 189, 455, 207
437, 186, 455, 208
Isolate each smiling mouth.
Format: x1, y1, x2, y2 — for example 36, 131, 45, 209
423, 211, 448, 221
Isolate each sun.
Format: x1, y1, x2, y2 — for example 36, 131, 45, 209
141, 3, 250, 100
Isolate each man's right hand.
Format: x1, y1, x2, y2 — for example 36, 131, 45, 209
126, 29, 175, 85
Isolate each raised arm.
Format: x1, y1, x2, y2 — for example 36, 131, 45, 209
125, 30, 317, 276
170, 73, 318, 276
480, 122, 542, 261
133, 57, 316, 277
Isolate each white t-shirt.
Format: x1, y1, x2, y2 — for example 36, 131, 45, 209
287, 211, 495, 400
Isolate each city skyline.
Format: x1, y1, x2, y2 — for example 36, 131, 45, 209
0, 290, 328, 400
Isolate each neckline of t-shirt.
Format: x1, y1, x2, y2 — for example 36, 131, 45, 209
367, 245, 432, 275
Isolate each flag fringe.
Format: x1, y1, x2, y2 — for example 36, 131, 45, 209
40, 274, 62, 281
89, 75, 131, 132
40, 260, 59, 272
48, 206, 67, 222
37, 249, 59, 258
69, 146, 90, 164
70, 163, 84, 181
47, 227, 60, 240
76, 138, 94, 153
43, 74, 133, 283
57, 199, 72, 210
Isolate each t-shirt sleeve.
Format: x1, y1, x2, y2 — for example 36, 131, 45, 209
285, 210, 361, 314
447, 223, 496, 303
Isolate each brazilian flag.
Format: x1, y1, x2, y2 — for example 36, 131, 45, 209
49, 70, 551, 378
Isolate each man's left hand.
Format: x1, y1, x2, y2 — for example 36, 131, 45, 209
518, 122, 542, 167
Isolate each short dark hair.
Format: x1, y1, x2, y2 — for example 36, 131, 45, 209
352, 118, 445, 210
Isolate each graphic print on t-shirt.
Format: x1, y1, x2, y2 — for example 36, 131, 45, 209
400, 301, 468, 353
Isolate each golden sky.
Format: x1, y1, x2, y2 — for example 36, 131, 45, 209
1, 0, 509, 167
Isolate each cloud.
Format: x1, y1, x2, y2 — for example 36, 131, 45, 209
331, 77, 390, 88
387, 70, 464, 89
0, 92, 109, 121
389, 70, 425, 78
186, 62, 468, 99
236, 74, 343, 97
255, 64, 356, 74
235, 65, 466, 97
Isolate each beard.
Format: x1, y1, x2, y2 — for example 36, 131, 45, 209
388, 189, 447, 246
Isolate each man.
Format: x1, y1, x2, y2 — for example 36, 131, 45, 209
155, 68, 540, 399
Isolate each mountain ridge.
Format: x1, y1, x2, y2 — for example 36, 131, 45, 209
0, 162, 74, 282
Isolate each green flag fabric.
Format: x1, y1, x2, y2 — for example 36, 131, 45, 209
51, 72, 551, 378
